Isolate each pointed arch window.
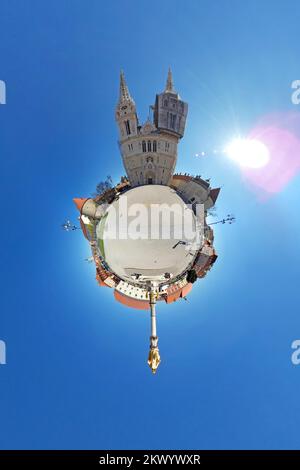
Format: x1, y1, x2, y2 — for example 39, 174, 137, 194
153, 140, 157, 152
148, 140, 152, 152
125, 120, 131, 135
142, 141, 146, 152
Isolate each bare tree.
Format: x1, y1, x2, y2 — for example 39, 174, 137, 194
94, 175, 113, 196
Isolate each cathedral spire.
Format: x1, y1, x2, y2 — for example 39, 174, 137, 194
165, 67, 175, 93
118, 70, 134, 104
115, 70, 138, 141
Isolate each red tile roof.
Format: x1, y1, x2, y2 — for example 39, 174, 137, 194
73, 197, 89, 213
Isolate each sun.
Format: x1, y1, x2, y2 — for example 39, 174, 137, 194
226, 138, 270, 169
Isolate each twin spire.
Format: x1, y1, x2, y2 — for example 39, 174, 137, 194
165, 67, 175, 93
118, 68, 175, 105
119, 70, 134, 104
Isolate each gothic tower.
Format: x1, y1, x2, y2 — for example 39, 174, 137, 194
115, 70, 138, 140
115, 69, 188, 187
153, 68, 188, 138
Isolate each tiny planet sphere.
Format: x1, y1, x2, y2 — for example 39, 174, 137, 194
73, 70, 221, 373
100, 185, 201, 285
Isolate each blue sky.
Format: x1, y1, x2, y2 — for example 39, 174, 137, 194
0, 0, 300, 449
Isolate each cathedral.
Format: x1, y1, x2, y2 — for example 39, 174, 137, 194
115, 69, 188, 186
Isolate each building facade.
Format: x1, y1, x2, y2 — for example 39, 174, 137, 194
115, 69, 188, 187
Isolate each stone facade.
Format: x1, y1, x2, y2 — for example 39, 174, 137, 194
115, 69, 188, 187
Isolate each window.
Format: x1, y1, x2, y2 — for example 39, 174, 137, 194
148, 140, 152, 152
142, 141, 146, 152
125, 120, 131, 135
153, 140, 157, 152
165, 142, 169, 152
170, 113, 176, 129
164, 99, 168, 107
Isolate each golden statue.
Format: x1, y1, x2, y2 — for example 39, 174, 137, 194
148, 346, 161, 374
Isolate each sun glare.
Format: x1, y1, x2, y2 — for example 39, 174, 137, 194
226, 138, 270, 169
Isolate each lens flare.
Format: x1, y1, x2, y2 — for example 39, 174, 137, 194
226, 138, 270, 169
